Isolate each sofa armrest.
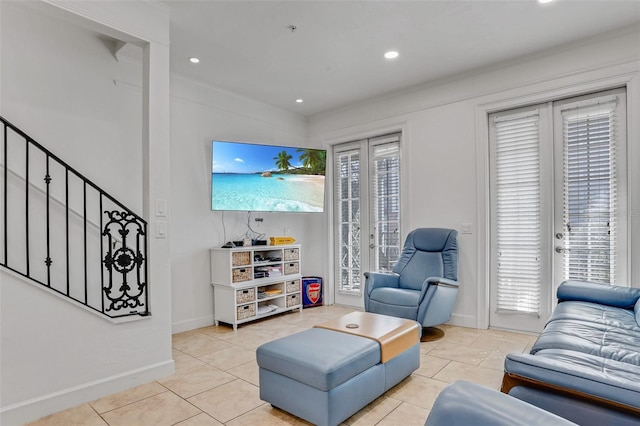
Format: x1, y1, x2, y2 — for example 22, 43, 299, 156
503, 350, 640, 414
426, 381, 576, 426
557, 280, 640, 309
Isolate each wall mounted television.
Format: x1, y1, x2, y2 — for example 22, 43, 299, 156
211, 140, 327, 212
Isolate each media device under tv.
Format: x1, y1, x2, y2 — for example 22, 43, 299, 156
211, 140, 327, 212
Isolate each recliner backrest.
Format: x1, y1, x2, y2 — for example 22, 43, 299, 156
393, 228, 458, 291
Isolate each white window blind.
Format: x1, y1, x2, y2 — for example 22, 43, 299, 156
561, 96, 619, 284
370, 136, 401, 272
493, 110, 541, 315
335, 148, 361, 292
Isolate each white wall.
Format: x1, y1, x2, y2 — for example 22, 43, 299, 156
309, 26, 640, 329
169, 76, 327, 333
0, 2, 173, 424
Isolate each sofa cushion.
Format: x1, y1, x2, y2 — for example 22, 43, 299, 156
550, 301, 639, 332
531, 318, 640, 365
505, 349, 640, 410
256, 328, 380, 392
557, 280, 640, 309
636, 298, 640, 327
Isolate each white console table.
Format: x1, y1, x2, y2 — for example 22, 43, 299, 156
210, 244, 302, 330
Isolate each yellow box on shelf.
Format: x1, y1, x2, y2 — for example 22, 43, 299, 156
270, 236, 296, 245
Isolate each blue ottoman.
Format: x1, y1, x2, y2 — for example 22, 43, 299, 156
256, 312, 420, 426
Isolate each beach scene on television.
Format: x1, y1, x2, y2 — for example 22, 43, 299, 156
212, 141, 326, 212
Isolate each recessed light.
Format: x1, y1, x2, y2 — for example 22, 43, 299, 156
189, 57, 200, 64
538, 0, 554, 3
384, 51, 399, 60
296, 99, 304, 103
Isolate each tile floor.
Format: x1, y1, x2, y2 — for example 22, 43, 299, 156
27, 305, 537, 426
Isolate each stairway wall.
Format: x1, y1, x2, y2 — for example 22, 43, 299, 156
0, 2, 173, 424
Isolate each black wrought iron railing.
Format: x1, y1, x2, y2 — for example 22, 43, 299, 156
0, 116, 149, 318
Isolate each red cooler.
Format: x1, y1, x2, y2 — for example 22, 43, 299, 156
301, 276, 323, 308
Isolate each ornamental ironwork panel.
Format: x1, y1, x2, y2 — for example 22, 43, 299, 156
102, 210, 149, 316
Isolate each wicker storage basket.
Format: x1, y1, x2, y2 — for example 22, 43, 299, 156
232, 267, 252, 283
286, 280, 301, 293
232, 251, 251, 267
286, 294, 299, 307
236, 288, 256, 304
237, 304, 256, 320
284, 248, 299, 261
284, 262, 299, 275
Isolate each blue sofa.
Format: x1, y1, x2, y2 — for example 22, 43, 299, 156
502, 280, 640, 425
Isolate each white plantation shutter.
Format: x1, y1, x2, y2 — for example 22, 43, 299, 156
334, 146, 362, 292
492, 110, 541, 315
560, 94, 621, 284
369, 135, 401, 272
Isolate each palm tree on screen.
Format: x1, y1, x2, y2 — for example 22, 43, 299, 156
297, 149, 326, 175
274, 150, 293, 171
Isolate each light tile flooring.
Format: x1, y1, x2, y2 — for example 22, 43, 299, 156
28, 305, 537, 426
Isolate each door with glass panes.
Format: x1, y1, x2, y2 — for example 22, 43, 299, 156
489, 89, 627, 333
333, 134, 401, 307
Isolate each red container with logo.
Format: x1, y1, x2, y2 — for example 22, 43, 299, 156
301, 276, 323, 308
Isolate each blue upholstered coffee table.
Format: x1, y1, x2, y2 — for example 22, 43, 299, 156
256, 312, 420, 426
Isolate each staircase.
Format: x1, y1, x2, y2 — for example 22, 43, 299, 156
0, 116, 149, 319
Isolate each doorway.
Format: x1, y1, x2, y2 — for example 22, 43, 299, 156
488, 88, 627, 332
332, 133, 402, 307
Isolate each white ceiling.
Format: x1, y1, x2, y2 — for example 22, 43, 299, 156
165, 1, 640, 117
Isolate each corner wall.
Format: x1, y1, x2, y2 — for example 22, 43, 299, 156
0, 2, 173, 424
169, 76, 325, 333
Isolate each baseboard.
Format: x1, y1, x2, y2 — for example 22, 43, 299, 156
447, 312, 478, 329
0, 359, 175, 426
171, 314, 215, 334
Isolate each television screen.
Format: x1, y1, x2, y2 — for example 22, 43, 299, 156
211, 140, 327, 212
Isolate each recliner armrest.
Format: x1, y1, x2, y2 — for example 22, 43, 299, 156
557, 280, 640, 309
363, 272, 399, 295
425, 277, 459, 288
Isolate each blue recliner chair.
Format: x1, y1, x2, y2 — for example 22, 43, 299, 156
364, 228, 459, 341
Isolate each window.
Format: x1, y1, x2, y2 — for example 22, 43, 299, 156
558, 94, 624, 284
335, 147, 362, 293
492, 109, 542, 314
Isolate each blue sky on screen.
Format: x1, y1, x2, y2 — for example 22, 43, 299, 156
212, 141, 304, 174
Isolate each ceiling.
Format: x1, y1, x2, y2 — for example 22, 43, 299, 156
165, 1, 640, 117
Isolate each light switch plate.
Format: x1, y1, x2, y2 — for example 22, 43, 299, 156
156, 220, 167, 238
461, 223, 473, 234
155, 199, 167, 217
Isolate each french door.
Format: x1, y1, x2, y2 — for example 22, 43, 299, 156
489, 88, 627, 333
333, 133, 401, 307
